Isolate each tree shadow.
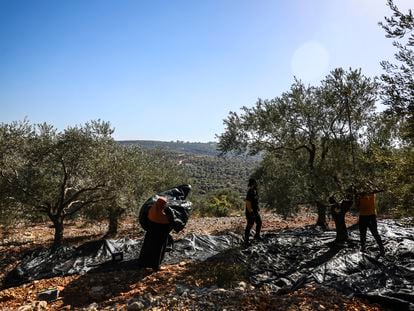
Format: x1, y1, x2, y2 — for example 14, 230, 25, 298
2, 238, 143, 290
298, 243, 343, 271
60, 259, 152, 308
0, 234, 106, 282
0, 243, 51, 289
62, 232, 105, 246
0, 232, 108, 288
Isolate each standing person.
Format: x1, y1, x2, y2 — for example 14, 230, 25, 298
355, 191, 385, 256
244, 178, 262, 245
138, 196, 172, 270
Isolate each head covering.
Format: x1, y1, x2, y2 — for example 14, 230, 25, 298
248, 178, 257, 187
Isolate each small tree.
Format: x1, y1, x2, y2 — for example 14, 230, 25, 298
193, 188, 243, 217
82, 144, 148, 237
84, 146, 189, 237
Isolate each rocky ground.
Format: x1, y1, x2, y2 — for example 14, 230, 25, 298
0, 212, 385, 310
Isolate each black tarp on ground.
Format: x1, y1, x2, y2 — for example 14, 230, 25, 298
4, 219, 413, 309
5, 183, 196, 289
3, 234, 241, 289
239, 218, 414, 310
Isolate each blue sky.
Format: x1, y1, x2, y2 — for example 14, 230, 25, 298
1, 0, 412, 142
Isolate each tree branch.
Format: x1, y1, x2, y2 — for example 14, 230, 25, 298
64, 196, 115, 216
62, 184, 106, 208
57, 157, 68, 214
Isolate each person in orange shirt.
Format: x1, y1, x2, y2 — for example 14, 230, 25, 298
138, 196, 172, 270
356, 191, 385, 256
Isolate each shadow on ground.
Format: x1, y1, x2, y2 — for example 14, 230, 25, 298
60, 260, 151, 308
3, 219, 414, 310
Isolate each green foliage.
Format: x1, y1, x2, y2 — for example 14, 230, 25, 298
80, 145, 189, 236
215, 188, 244, 210
120, 142, 257, 218
349, 113, 414, 217
120, 140, 220, 156
194, 188, 244, 217
0, 119, 175, 247
137, 147, 258, 198
379, 0, 414, 144
80, 145, 149, 222
378, 7, 414, 214
208, 197, 230, 217
255, 152, 305, 217
0, 200, 26, 233
136, 148, 189, 197
367, 147, 414, 217
218, 68, 378, 219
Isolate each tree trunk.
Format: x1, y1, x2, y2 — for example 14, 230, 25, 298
331, 199, 353, 242
106, 214, 119, 238
331, 207, 348, 242
316, 201, 328, 230
105, 207, 124, 238
51, 217, 64, 251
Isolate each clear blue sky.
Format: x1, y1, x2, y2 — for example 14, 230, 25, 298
1, 0, 412, 142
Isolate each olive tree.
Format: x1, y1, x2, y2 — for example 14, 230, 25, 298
0, 120, 134, 250
81, 144, 148, 237
254, 151, 307, 218
218, 68, 378, 233
83, 146, 189, 237
380, 0, 414, 144
376, 0, 414, 218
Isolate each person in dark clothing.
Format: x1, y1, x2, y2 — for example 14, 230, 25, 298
138, 196, 172, 270
356, 191, 385, 256
244, 178, 262, 245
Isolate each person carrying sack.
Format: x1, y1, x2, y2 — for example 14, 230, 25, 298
138, 196, 172, 270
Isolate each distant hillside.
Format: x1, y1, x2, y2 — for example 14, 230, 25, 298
118, 140, 260, 196
118, 140, 220, 156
